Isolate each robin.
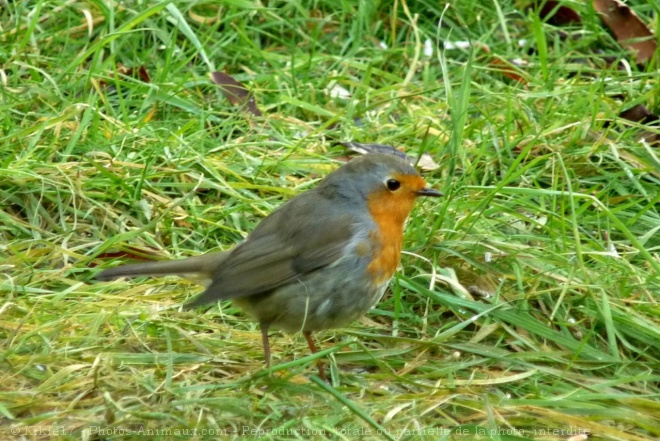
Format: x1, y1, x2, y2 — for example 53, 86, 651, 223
97, 153, 442, 379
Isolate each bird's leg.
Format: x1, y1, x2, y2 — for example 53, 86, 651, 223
303, 331, 327, 381
260, 324, 271, 368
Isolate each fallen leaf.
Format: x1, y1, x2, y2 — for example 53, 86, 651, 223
416, 153, 441, 171
93, 64, 156, 122
490, 57, 528, 83
605, 103, 660, 146
619, 104, 659, 125
325, 81, 351, 100
532, 1, 582, 26
593, 0, 657, 65
210, 71, 262, 116
115, 64, 151, 83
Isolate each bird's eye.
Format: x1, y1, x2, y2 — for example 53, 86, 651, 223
386, 179, 401, 191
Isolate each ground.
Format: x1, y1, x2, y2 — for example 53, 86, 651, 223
1, 1, 659, 440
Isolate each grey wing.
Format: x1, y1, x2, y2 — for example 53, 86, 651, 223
184, 195, 357, 308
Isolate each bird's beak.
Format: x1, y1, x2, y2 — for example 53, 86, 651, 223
416, 187, 443, 197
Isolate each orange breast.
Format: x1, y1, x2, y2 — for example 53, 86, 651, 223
366, 222, 403, 284
365, 184, 420, 284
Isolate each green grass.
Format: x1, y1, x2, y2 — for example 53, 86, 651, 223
2, 1, 659, 440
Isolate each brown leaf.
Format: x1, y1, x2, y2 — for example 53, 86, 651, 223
443, 40, 529, 84
133, 66, 151, 83
616, 104, 660, 146
93, 64, 156, 122
210, 71, 262, 117
114, 64, 151, 83
619, 104, 659, 125
490, 57, 528, 83
593, 0, 657, 65
97, 64, 151, 89
533, 1, 582, 26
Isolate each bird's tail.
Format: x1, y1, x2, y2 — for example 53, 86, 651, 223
96, 252, 230, 288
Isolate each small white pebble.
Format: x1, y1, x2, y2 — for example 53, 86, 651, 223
607, 243, 619, 258
443, 40, 471, 50
326, 83, 351, 100
423, 38, 433, 57
137, 199, 152, 222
